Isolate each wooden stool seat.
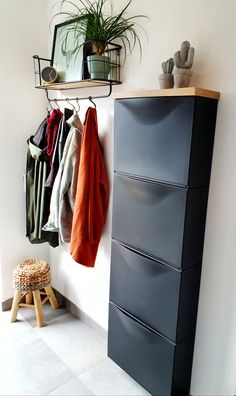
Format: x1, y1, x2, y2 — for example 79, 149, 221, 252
10, 259, 59, 327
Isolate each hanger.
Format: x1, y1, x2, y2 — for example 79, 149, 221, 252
66, 98, 76, 112
46, 90, 53, 115
75, 97, 80, 113
46, 101, 53, 115
54, 99, 60, 109
89, 96, 96, 109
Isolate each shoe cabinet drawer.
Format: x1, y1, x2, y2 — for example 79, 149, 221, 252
110, 240, 201, 342
114, 97, 217, 187
112, 173, 208, 269
108, 303, 194, 396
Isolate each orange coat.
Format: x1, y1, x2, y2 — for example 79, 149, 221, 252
70, 107, 109, 267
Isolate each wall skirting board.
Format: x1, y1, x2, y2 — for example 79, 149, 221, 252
1, 298, 13, 312
1, 290, 107, 339
53, 289, 107, 338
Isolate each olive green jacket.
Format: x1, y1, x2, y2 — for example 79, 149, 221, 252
26, 137, 58, 248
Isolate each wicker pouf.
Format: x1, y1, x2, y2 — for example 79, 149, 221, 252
10, 259, 59, 327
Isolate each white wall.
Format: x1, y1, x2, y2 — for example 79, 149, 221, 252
0, 0, 50, 302
0, 0, 235, 395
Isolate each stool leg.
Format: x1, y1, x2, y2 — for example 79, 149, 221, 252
10, 290, 22, 322
33, 290, 45, 327
25, 291, 33, 304
44, 285, 60, 309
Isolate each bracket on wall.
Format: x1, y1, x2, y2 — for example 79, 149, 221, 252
45, 81, 113, 108
33, 53, 121, 110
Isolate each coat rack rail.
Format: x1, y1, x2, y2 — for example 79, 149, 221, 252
45, 82, 112, 107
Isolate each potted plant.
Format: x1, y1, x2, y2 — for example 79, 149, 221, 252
158, 57, 174, 89
173, 40, 195, 88
53, 0, 147, 80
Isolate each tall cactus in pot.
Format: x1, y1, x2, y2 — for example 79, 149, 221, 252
174, 41, 194, 69
173, 40, 195, 88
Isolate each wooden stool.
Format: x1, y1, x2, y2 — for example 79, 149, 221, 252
10, 259, 59, 327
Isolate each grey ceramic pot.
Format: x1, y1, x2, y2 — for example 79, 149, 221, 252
87, 55, 110, 80
173, 68, 193, 88
158, 73, 174, 89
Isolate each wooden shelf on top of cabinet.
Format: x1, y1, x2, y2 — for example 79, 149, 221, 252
35, 79, 121, 91
112, 87, 220, 100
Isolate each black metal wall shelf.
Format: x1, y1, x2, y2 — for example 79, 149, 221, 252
33, 54, 121, 102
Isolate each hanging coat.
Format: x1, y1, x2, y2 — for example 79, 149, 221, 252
26, 137, 58, 247
45, 108, 73, 188
70, 107, 109, 267
31, 117, 48, 150
43, 113, 83, 243
46, 108, 63, 164
25, 111, 63, 248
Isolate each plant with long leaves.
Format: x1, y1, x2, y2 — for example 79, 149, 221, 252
52, 0, 147, 60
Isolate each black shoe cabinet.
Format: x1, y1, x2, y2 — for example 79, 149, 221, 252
108, 88, 220, 396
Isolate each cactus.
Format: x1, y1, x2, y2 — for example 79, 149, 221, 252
174, 41, 195, 69
162, 58, 174, 74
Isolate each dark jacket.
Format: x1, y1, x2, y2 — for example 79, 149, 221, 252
43, 113, 83, 243
45, 108, 73, 188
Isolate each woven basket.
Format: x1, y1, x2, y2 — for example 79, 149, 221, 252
13, 259, 51, 291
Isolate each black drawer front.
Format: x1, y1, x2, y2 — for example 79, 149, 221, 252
110, 240, 201, 342
112, 174, 185, 268
108, 303, 174, 396
112, 174, 208, 269
110, 240, 180, 341
114, 97, 217, 187
114, 97, 193, 187
108, 303, 194, 396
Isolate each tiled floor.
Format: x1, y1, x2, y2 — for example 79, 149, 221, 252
0, 304, 150, 395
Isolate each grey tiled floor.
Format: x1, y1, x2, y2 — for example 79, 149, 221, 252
0, 304, 150, 395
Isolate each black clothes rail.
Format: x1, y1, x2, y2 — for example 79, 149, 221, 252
45, 82, 112, 109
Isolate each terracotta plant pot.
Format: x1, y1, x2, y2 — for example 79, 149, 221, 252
158, 73, 174, 89
173, 68, 193, 88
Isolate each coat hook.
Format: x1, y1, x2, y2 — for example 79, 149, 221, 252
66, 98, 76, 112
89, 96, 96, 108
75, 97, 80, 113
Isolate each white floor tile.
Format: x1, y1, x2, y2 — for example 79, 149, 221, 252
79, 357, 151, 396
0, 310, 150, 396
19, 302, 68, 328
0, 329, 74, 395
34, 313, 107, 376
0, 310, 31, 342
48, 377, 93, 395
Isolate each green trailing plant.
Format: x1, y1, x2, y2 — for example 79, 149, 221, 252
161, 58, 174, 74
52, 0, 147, 60
174, 40, 194, 69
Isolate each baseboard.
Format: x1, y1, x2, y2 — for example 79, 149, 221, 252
1, 298, 13, 311
53, 288, 107, 339
2, 290, 107, 339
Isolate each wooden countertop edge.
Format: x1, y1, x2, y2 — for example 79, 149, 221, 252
112, 87, 220, 100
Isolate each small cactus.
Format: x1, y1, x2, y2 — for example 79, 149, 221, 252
174, 41, 195, 69
162, 58, 174, 74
